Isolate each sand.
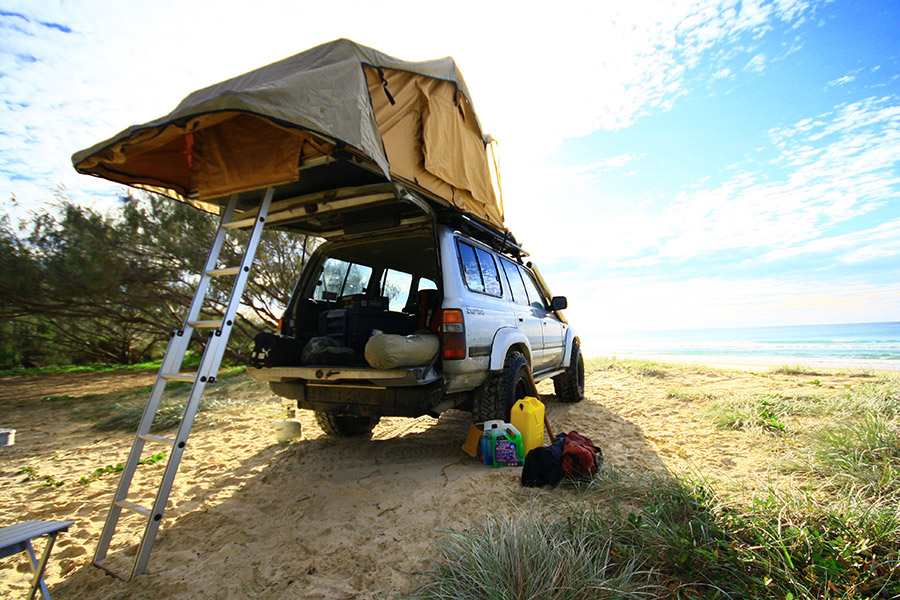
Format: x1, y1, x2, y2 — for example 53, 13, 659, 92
0, 361, 885, 599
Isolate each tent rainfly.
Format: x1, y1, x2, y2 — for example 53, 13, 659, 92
72, 38, 505, 230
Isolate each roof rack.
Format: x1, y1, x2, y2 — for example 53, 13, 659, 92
440, 211, 528, 258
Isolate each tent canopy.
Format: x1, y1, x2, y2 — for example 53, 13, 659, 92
72, 39, 504, 229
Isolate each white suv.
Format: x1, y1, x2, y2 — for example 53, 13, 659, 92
247, 184, 584, 436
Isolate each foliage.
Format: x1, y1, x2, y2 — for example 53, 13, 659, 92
771, 364, 823, 376
706, 392, 794, 434
415, 469, 900, 600
415, 365, 900, 599
0, 193, 317, 367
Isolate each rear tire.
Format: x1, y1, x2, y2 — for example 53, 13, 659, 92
553, 340, 585, 403
473, 351, 532, 422
315, 412, 381, 437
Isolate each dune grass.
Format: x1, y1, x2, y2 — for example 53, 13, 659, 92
415, 467, 900, 599
90, 367, 253, 431
584, 356, 677, 379
30, 366, 255, 432
0, 351, 247, 378
415, 365, 900, 599
770, 364, 824, 376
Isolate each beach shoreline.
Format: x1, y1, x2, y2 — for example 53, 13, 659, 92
585, 352, 900, 372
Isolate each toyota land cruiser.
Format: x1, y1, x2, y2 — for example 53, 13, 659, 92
246, 184, 584, 436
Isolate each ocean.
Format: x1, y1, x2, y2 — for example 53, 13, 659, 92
586, 321, 900, 370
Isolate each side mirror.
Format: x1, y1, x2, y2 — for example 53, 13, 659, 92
551, 296, 567, 311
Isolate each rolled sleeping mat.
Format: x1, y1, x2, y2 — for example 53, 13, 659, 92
365, 331, 439, 369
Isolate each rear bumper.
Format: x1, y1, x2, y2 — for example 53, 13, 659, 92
248, 364, 446, 417
246, 364, 439, 387
268, 379, 445, 418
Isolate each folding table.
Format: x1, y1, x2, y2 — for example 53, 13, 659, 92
0, 521, 73, 600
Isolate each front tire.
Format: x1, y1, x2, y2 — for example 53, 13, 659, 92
553, 340, 585, 403
315, 412, 381, 437
473, 350, 533, 422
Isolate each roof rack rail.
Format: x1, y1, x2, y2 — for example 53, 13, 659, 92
441, 212, 527, 258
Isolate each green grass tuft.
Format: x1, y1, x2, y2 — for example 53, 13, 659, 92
705, 392, 794, 434
414, 469, 900, 599
0, 351, 222, 379
770, 364, 823, 376
791, 417, 900, 496
666, 389, 719, 402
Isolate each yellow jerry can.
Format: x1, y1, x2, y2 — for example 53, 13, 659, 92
511, 396, 545, 457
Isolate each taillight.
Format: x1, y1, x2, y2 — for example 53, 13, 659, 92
441, 309, 466, 360
277, 317, 283, 332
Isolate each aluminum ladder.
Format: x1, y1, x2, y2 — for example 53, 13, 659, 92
93, 187, 274, 581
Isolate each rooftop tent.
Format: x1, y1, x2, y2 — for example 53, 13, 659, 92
72, 38, 505, 230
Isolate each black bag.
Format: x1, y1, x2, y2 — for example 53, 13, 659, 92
249, 332, 306, 368
520, 431, 603, 487
521, 433, 567, 487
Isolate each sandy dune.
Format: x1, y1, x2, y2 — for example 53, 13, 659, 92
0, 362, 874, 599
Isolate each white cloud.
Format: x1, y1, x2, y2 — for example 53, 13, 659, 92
745, 52, 768, 72
826, 74, 857, 89
713, 67, 734, 79
557, 273, 900, 337
624, 95, 899, 266
563, 154, 637, 182
510, 86, 900, 278
0, 0, 819, 218
763, 219, 900, 262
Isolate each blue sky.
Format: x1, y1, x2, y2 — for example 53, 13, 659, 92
1, 0, 898, 338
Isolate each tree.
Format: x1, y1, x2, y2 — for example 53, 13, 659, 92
0, 192, 317, 367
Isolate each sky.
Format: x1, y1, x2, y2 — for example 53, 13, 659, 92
1, 0, 898, 339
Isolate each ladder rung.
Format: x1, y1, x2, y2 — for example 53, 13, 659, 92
222, 216, 257, 230
139, 433, 175, 446
206, 266, 240, 277
93, 560, 128, 581
188, 320, 223, 329
161, 373, 196, 383
115, 500, 152, 517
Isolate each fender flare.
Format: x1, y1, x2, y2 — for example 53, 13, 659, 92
488, 328, 532, 371
561, 327, 578, 367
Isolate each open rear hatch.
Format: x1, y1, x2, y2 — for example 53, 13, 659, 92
243, 200, 444, 386
222, 178, 435, 239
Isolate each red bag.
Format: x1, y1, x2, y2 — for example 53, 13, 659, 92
561, 431, 603, 481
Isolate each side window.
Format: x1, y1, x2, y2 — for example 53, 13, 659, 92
457, 241, 484, 293
313, 257, 350, 300
457, 240, 503, 297
380, 269, 414, 311
501, 259, 528, 306
518, 266, 547, 311
312, 258, 372, 300
344, 263, 373, 296
475, 247, 503, 297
